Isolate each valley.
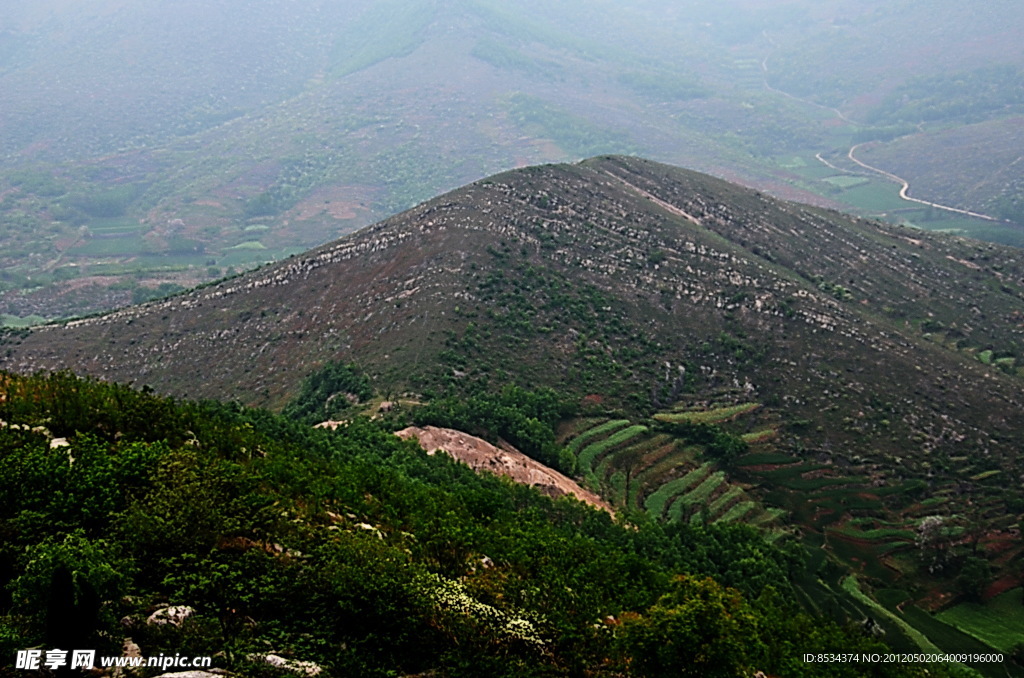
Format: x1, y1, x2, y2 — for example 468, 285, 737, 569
2, 1, 1024, 324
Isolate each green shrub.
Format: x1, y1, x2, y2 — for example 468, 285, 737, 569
283, 362, 373, 424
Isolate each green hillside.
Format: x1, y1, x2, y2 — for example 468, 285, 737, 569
0, 370, 953, 677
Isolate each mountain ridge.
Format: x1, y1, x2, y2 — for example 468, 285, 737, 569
3, 156, 1024, 468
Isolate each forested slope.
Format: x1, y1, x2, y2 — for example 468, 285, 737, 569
0, 371, 943, 677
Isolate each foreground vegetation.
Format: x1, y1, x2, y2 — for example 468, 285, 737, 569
0, 371, 969, 677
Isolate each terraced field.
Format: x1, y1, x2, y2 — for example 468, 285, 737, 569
560, 400, 786, 534
652, 402, 760, 425
559, 400, 1024, 676
576, 424, 649, 486
735, 455, 924, 564
564, 400, 1023, 587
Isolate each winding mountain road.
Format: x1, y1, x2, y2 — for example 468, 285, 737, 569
762, 46, 1005, 223
846, 144, 1001, 222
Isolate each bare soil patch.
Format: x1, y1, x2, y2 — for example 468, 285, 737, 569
397, 426, 613, 514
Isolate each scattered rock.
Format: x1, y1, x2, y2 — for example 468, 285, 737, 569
147, 605, 195, 627
259, 654, 323, 676
110, 638, 144, 678
123, 639, 142, 658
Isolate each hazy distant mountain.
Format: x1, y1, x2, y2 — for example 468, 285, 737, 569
1, 0, 1023, 321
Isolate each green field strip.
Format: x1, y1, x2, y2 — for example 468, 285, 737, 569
807, 484, 882, 498
876, 588, 911, 610
627, 473, 645, 509
740, 428, 778, 444
565, 418, 630, 453
631, 445, 682, 490
777, 475, 866, 491
628, 435, 676, 472
774, 154, 808, 170
682, 483, 741, 526
750, 507, 787, 526
557, 417, 607, 443
577, 425, 648, 475
608, 470, 627, 506
876, 542, 914, 557
821, 583, 917, 654
90, 222, 144, 234
900, 608, 1006, 677
808, 508, 840, 531
678, 471, 726, 508
827, 536, 894, 582
846, 516, 906, 527
753, 463, 829, 480
988, 514, 1019, 531
803, 546, 828, 576
789, 163, 836, 181
653, 402, 760, 425
714, 500, 757, 525
643, 462, 713, 517
644, 463, 713, 518
822, 175, 870, 189
631, 446, 699, 495
594, 433, 665, 479
970, 469, 1002, 482
873, 591, 1003, 672
810, 494, 885, 512
69, 235, 148, 256
735, 451, 800, 466
667, 492, 698, 524
87, 262, 198, 275
830, 526, 916, 542
626, 442, 683, 508
790, 574, 831, 617
664, 494, 687, 523
872, 483, 918, 497
594, 443, 625, 480
836, 180, 912, 213
937, 588, 1024, 653
707, 486, 745, 518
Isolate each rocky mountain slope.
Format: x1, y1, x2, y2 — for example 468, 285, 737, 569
3, 156, 1024, 471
